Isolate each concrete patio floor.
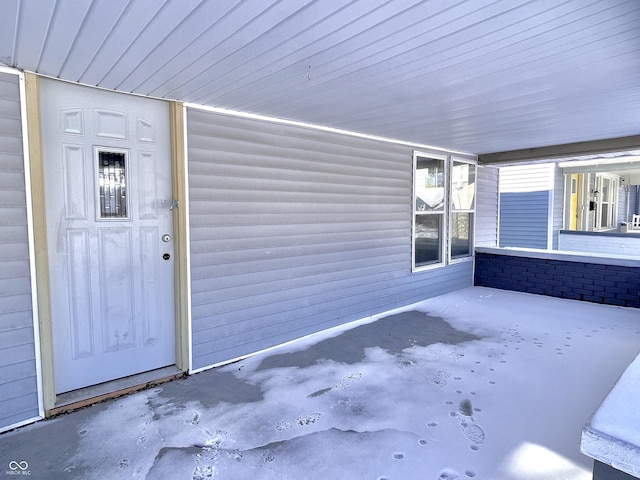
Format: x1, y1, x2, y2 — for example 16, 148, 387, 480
1, 286, 639, 480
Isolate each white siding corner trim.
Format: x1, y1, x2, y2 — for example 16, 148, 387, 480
182, 103, 194, 374
0, 68, 43, 432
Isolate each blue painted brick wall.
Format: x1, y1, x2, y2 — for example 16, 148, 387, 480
474, 253, 640, 308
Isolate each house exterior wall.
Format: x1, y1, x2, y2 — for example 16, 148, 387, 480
551, 164, 564, 249
617, 183, 625, 226
0, 71, 40, 430
618, 182, 637, 225
186, 107, 474, 370
475, 165, 499, 247
630, 186, 639, 217
474, 248, 639, 308
498, 164, 554, 249
499, 191, 550, 249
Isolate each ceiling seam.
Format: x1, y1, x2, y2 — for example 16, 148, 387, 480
34, 0, 59, 72
114, 0, 207, 91
10, 0, 24, 67
75, 0, 134, 83
94, 0, 173, 86
57, 0, 99, 77
129, 0, 254, 95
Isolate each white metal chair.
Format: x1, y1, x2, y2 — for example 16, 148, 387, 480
632, 214, 640, 230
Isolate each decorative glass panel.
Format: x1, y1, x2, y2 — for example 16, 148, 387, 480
98, 150, 128, 218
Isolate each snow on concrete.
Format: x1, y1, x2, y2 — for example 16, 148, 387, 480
1, 287, 639, 480
581, 350, 640, 478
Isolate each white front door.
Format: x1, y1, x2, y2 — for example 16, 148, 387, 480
40, 79, 176, 394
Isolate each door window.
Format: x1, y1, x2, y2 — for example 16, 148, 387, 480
97, 148, 129, 219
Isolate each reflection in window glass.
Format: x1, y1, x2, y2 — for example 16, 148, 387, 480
451, 161, 475, 210
414, 214, 442, 266
413, 151, 476, 271
451, 213, 472, 258
601, 178, 609, 201
98, 150, 128, 218
415, 157, 445, 211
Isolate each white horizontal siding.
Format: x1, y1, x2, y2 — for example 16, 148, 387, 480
617, 182, 628, 226
499, 164, 554, 192
558, 232, 640, 256
0, 72, 39, 431
187, 108, 473, 369
551, 165, 563, 249
475, 165, 499, 247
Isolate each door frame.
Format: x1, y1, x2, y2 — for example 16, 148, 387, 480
26, 74, 190, 414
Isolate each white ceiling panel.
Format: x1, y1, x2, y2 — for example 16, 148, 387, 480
1, 0, 639, 154
78, 0, 170, 86
57, 0, 132, 80
0, 0, 20, 66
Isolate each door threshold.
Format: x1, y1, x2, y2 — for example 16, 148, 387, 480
49, 366, 184, 417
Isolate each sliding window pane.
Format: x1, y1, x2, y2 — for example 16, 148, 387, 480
414, 214, 442, 266
451, 212, 472, 258
415, 156, 445, 211
451, 161, 475, 210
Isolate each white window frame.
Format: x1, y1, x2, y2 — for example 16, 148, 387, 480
412, 151, 477, 272
449, 156, 476, 264
412, 151, 447, 271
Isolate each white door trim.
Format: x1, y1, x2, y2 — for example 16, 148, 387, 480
26, 76, 190, 413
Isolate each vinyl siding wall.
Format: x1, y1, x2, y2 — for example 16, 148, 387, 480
0, 72, 39, 430
551, 165, 563, 249
475, 165, 499, 247
186, 108, 473, 369
499, 164, 553, 249
630, 186, 639, 218
618, 182, 630, 226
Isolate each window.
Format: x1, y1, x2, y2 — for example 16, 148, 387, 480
450, 158, 476, 259
96, 147, 129, 219
413, 151, 476, 271
413, 153, 446, 268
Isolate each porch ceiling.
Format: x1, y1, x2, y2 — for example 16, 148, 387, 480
1, 0, 639, 155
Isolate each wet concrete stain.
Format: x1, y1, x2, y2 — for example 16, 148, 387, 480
155, 370, 264, 408
257, 311, 481, 371
0, 404, 107, 480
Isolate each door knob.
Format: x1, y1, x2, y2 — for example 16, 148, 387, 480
163, 253, 171, 260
